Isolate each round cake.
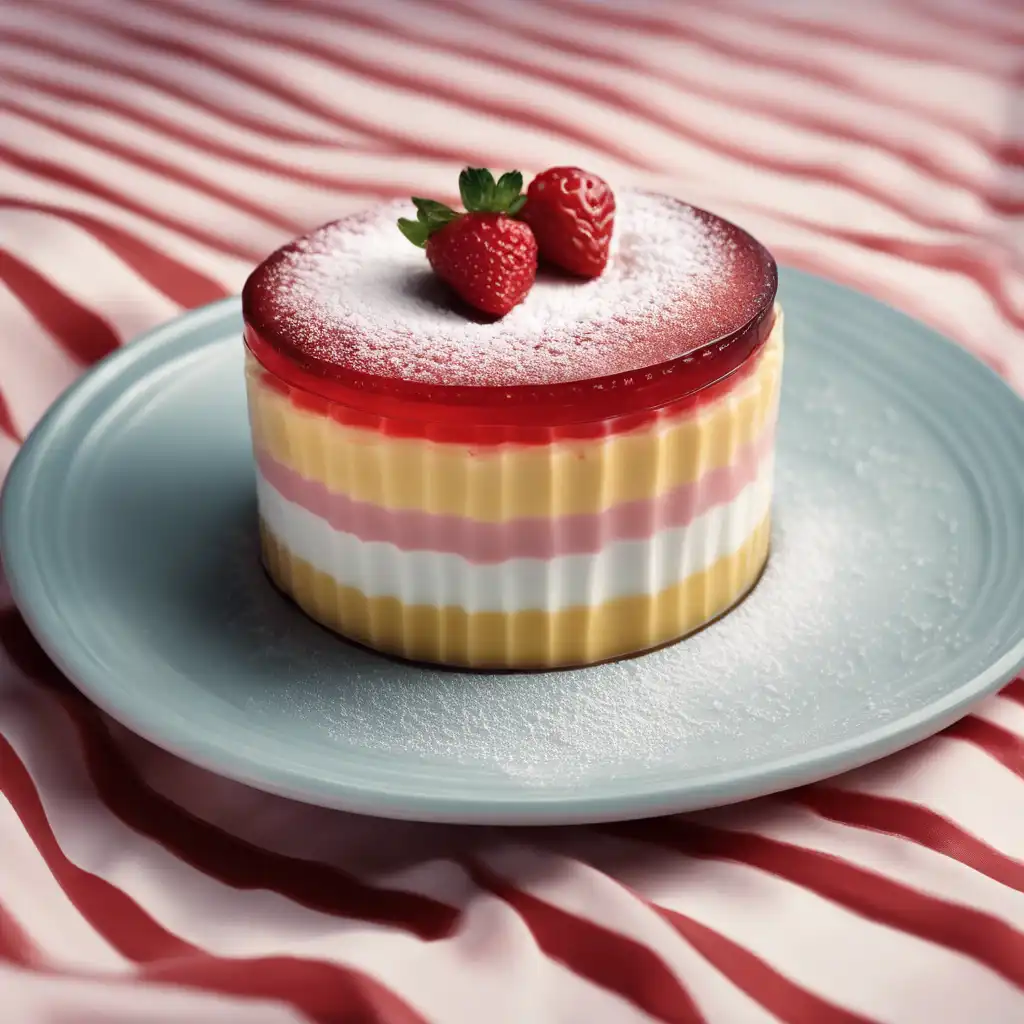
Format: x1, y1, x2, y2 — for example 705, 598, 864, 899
242, 186, 782, 669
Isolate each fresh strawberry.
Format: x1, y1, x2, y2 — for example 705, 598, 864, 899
520, 166, 615, 278
398, 167, 537, 317
425, 214, 537, 318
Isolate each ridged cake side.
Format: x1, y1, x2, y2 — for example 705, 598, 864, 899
246, 314, 784, 669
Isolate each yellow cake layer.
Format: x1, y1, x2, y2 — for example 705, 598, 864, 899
246, 312, 783, 522
260, 514, 771, 670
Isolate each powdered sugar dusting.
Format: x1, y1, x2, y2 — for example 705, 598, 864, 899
244, 191, 775, 387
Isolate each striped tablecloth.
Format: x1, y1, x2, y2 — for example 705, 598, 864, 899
2, 1, 1023, 1021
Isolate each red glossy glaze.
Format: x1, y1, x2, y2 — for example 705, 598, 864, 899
242, 192, 777, 444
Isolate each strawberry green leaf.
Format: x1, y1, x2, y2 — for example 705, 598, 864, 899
459, 167, 525, 213
412, 197, 457, 227
459, 167, 496, 212
397, 217, 431, 248
494, 171, 524, 209
508, 194, 527, 216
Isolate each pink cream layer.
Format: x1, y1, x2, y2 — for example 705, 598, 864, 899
254, 424, 773, 564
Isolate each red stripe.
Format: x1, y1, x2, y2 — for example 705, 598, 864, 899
125, 0, 661, 173
792, 786, 1024, 893
0, 68, 414, 204
945, 716, 1024, 779
464, 859, 707, 1024
0, 29, 383, 149
0, 95, 301, 235
0, 249, 120, 365
410, 0, 1021, 211
537, 0, 1009, 152
166, 0, 1005, 239
0, 388, 21, 442
904, 0, 1024, 45
0, 199, 225, 308
651, 902, 879, 1024
603, 819, 1024, 990
1002, 678, 1024, 707
0, 902, 37, 968
0, 730, 430, 1024
0, 609, 457, 942
0, 138, 262, 262
995, 138, 1024, 167
971, 348, 1011, 378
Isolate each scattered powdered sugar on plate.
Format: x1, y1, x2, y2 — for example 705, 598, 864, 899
246, 191, 774, 387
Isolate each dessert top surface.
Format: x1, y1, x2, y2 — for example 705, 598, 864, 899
242, 190, 776, 389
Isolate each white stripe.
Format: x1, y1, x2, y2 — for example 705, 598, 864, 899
0, 965, 307, 1024
975, 696, 1024, 738
256, 459, 774, 612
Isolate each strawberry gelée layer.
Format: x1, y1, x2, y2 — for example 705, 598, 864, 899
242, 191, 777, 442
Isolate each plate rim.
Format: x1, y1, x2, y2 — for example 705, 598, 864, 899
5, 271, 1024, 825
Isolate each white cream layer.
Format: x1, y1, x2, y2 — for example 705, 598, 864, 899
257, 458, 773, 613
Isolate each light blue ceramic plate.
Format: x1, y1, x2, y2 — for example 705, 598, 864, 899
4, 269, 1024, 824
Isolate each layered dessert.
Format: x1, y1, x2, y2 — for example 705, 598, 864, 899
243, 169, 781, 669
